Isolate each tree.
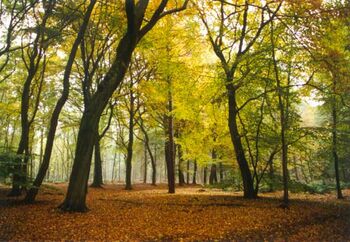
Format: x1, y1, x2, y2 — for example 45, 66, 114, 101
59, 0, 189, 212
9, 0, 57, 196
25, 0, 97, 203
197, 1, 282, 198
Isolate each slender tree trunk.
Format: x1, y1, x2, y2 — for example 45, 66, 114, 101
164, 76, 175, 193
293, 156, 300, 181
125, 82, 135, 190
90, 138, 103, 188
164, 137, 175, 192
203, 166, 208, 185
10, 1, 54, 197
268, 159, 274, 192
186, 160, 190, 184
209, 149, 218, 185
219, 162, 224, 182
331, 80, 343, 199
9, 54, 34, 197
152, 145, 157, 185
209, 164, 218, 185
178, 145, 185, 186
24, 0, 96, 203
226, 82, 255, 198
192, 160, 197, 184
271, 23, 289, 207
143, 142, 147, 184
125, 120, 134, 189
112, 148, 117, 183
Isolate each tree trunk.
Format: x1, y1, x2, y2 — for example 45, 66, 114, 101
219, 162, 224, 182
143, 142, 147, 184
271, 25, 289, 207
226, 83, 255, 198
90, 138, 103, 188
10, 1, 56, 197
24, 0, 96, 203
125, 87, 135, 190
152, 145, 157, 185
164, 75, 175, 193
209, 164, 218, 185
203, 166, 208, 185
331, 82, 343, 199
178, 145, 185, 186
268, 159, 275, 192
209, 149, 218, 185
186, 160, 190, 184
59, 14, 142, 210
164, 137, 175, 193
192, 160, 197, 184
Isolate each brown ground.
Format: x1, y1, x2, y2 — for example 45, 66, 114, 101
0, 184, 349, 241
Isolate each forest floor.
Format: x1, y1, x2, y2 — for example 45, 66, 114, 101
0, 183, 349, 241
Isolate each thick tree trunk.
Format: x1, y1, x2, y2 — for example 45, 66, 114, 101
59, 20, 139, 210
58, 110, 99, 211
226, 83, 255, 198
24, 0, 96, 203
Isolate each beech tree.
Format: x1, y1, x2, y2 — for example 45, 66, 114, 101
59, 0, 189, 212
197, 0, 282, 198
25, 0, 97, 203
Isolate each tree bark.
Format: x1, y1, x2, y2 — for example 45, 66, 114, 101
203, 166, 208, 185
219, 162, 224, 182
164, 74, 175, 193
192, 160, 197, 184
271, 23, 289, 207
186, 160, 190, 184
164, 132, 175, 193
178, 145, 185, 186
209, 164, 218, 185
140, 125, 156, 185
227, 83, 255, 198
331, 78, 343, 199
90, 137, 103, 188
125, 87, 135, 190
143, 142, 147, 184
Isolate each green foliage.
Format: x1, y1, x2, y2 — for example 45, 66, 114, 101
0, 150, 22, 183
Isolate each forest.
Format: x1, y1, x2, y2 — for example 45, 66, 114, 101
0, 0, 349, 241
